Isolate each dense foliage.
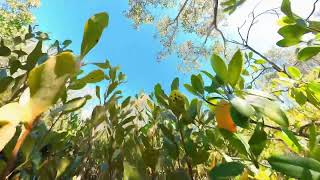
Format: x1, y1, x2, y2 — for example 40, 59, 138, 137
0, 0, 320, 179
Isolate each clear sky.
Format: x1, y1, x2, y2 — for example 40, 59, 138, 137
33, 0, 191, 97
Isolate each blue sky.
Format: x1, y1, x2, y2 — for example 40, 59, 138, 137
33, 0, 192, 96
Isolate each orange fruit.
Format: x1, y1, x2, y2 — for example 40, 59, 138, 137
214, 100, 236, 133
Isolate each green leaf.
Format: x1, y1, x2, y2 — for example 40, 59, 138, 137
154, 84, 169, 107
96, 85, 101, 100
92, 59, 110, 69
121, 96, 131, 108
62, 40, 72, 48
230, 96, 255, 118
309, 123, 320, 161
201, 70, 215, 80
287, 66, 301, 79
81, 12, 109, 58
298, 46, 320, 61
230, 107, 249, 128
27, 52, 77, 117
171, 77, 179, 91
9, 58, 21, 74
276, 38, 300, 47
23, 40, 43, 70
249, 123, 267, 157
278, 25, 308, 39
211, 54, 228, 83
246, 95, 289, 127
268, 155, 320, 179
281, 0, 293, 18
228, 50, 243, 87
90, 105, 106, 128
79, 69, 104, 83
62, 97, 89, 113
0, 46, 11, 56
209, 162, 245, 180
0, 103, 30, 151
220, 130, 250, 156
56, 157, 70, 178
254, 59, 267, 64
191, 74, 204, 95
184, 84, 200, 97
291, 89, 307, 105
282, 128, 303, 152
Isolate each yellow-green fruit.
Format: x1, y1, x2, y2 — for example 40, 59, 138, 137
169, 90, 186, 115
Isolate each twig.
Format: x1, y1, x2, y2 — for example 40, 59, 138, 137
306, 0, 319, 20
250, 120, 308, 138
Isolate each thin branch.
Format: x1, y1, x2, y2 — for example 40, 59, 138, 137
168, 0, 190, 26
250, 120, 308, 138
306, 0, 319, 20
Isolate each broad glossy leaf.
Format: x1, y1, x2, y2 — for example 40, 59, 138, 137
230, 106, 249, 128
291, 89, 307, 105
309, 124, 320, 161
191, 74, 204, 95
56, 157, 70, 178
171, 77, 179, 91
0, 103, 31, 151
282, 128, 303, 152
268, 155, 320, 179
121, 96, 131, 108
23, 40, 43, 70
278, 25, 308, 39
154, 84, 169, 107
62, 40, 72, 48
254, 59, 267, 64
281, 0, 293, 18
287, 66, 301, 79
248, 123, 267, 157
228, 50, 243, 87
27, 52, 77, 118
230, 96, 255, 118
92, 59, 110, 69
90, 105, 106, 128
246, 95, 289, 127
211, 54, 228, 83
79, 69, 104, 83
220, 130, 250, 156
209, 162, 244, 180
9, 58, 21, 74
81, 12, 109, 58
298, 46, 320, 61
0, 46, 11, 56
276, 38, 300, 47
62, 97, 89, 113
96, 85, 101, 100
184, 84, 200, 96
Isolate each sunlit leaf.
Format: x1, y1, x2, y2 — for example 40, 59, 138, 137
171, 77, 179, 91
209, 161, 244, 180
268, 155, 320, 179
298, 46, 320, 61
287, 66, 301, 79
81, 12, 109, 58
211, 54, 228, 83
27, 52, 77, 118
228, 50, 243, 87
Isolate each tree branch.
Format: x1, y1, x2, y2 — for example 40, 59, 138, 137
306, 0, 319, 20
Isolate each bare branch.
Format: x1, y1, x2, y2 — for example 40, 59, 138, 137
307, 0, 319, 20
